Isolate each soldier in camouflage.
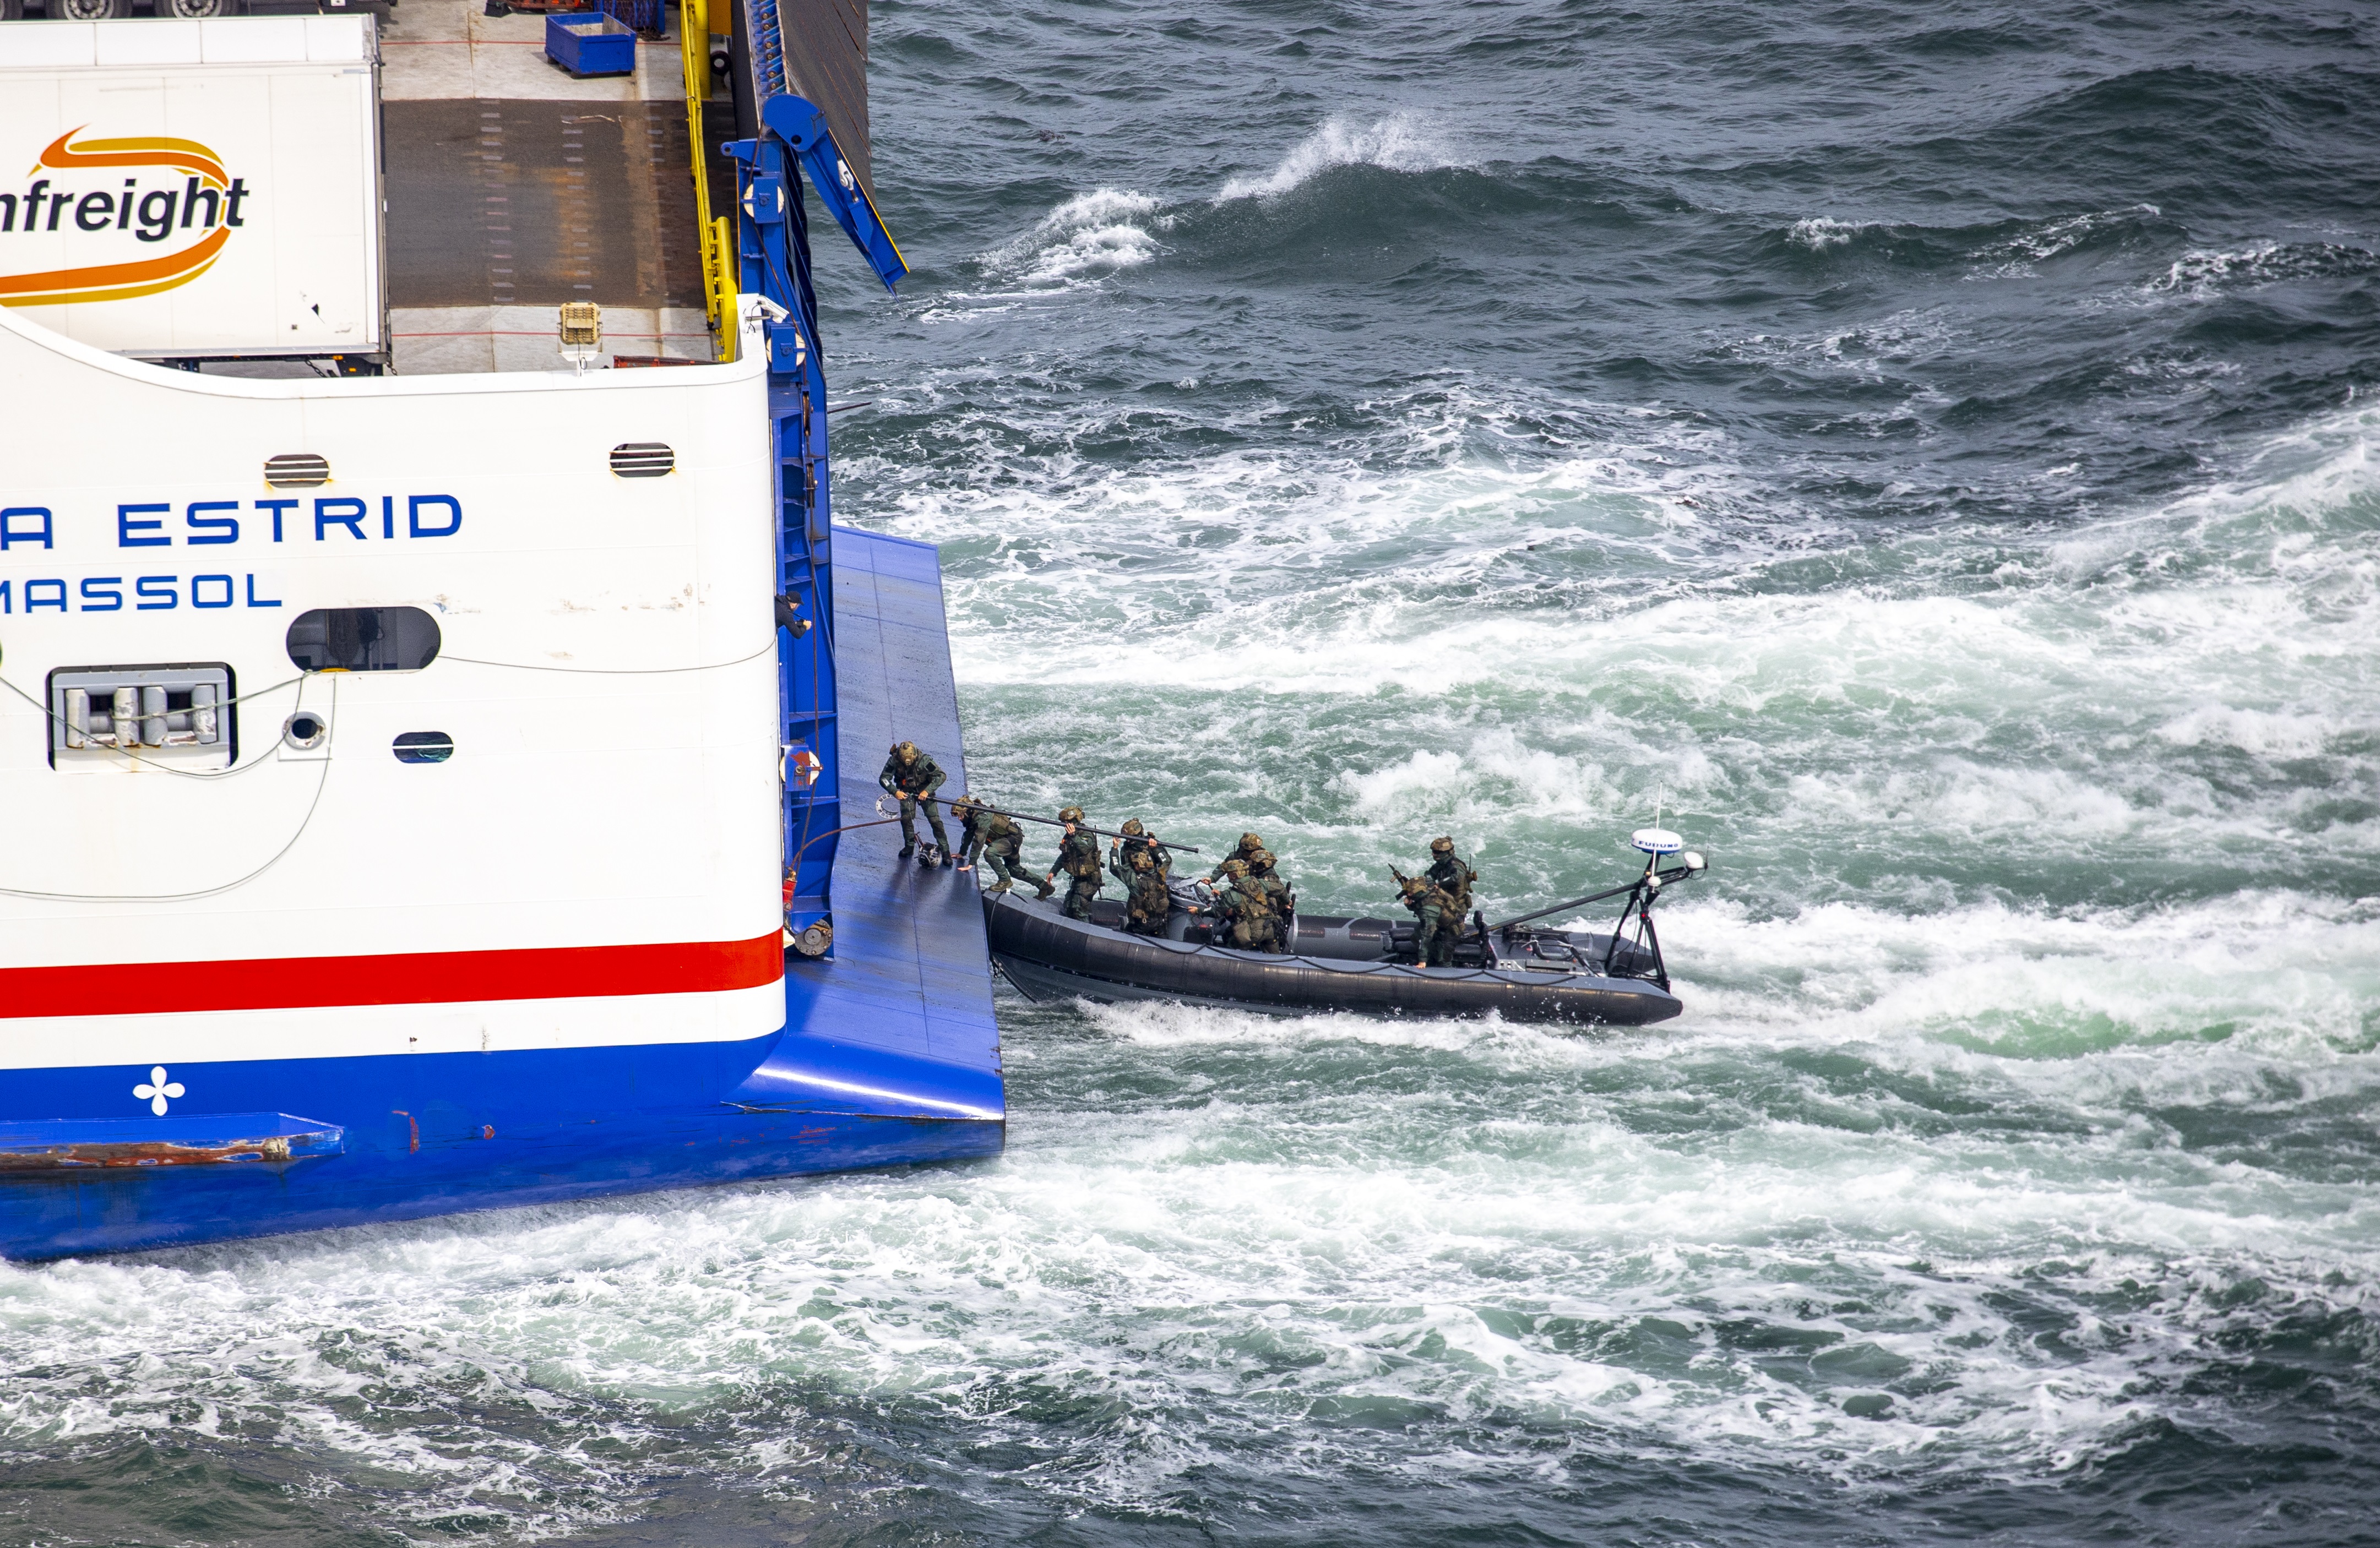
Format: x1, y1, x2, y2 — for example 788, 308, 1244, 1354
1047, 805, 1104, 920
1201, 859, 1252, 949
1208, 831, 1267, 882
1426, 836, 1477, 917
1123, 846, 1173, 935
1207, 859, 1283, 952
1109, 818, 1173, 886
965, 799, 1050, 897
1246, 847, 1294, 935
1400, 875, 1461, 967
877, 740, 950, 861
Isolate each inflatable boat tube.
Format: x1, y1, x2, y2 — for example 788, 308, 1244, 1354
983, 892, 1682, 1026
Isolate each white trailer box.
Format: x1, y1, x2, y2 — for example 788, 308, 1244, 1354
0, 16, 383, 364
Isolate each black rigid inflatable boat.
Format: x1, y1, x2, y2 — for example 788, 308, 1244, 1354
982, 891, 1686, 1026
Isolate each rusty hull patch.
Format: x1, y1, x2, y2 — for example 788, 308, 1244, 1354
0, 1115, 344, 1178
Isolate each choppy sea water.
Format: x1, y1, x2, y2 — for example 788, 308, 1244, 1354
8, 1, 2380, 1542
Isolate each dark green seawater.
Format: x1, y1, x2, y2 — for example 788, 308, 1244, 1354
7, 1, 2380, 1542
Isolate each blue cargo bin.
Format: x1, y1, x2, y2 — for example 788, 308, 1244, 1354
546, 12, 636, 77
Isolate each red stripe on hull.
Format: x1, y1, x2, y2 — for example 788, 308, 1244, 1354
0, 934, 785, 1018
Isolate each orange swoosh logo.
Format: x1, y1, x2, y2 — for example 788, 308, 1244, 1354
32, 128, 227, 188
0, 225, 232, 308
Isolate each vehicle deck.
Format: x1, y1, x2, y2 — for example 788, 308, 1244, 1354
379, 0, 733, 373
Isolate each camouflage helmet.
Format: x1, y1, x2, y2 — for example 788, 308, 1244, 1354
1431, 836, 1455, 854
1059, 804, 1085, 822
948, 792, 976, 813
1249, 848, 1275, 869
896, 740, 919, 760
1121, 819, 1145, 836
1240, 832, 1264, 850
1401, 875, 1426, 894
1221, 859, 1249, 877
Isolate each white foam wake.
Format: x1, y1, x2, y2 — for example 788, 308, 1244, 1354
1215, 113, 1465, 201
3, 879, 2373, 1519
979, 188, 1165, 284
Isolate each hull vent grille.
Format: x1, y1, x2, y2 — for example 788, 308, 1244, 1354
264, 453, 330, 488
610, 443, 676, 478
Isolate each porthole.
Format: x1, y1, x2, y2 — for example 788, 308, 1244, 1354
393, 732, 455, 765
609, 442, 675, 478
264, 453, 330, 488
282, 711, 329, 751
286, 607, 442, 673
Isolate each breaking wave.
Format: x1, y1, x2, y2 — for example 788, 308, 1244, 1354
2149, 241, 2380, 298
979, 188, 1166, 283
1787, 216, 1872, 250
1215, 112, 1466, 201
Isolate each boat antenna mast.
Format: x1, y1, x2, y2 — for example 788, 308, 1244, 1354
1612, 783, 1695, 987
1481, 786, 1708, 986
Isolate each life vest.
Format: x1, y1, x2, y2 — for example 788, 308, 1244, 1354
884, 754, 941, 795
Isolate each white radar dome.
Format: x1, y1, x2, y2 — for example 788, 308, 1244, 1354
1631, 827, 1685, 855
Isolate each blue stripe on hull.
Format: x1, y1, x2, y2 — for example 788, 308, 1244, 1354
1, 1100, 999, 1262
0, 1020, 1002, 1260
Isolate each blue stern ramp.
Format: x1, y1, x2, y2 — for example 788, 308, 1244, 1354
731, 530, 1005, 1126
